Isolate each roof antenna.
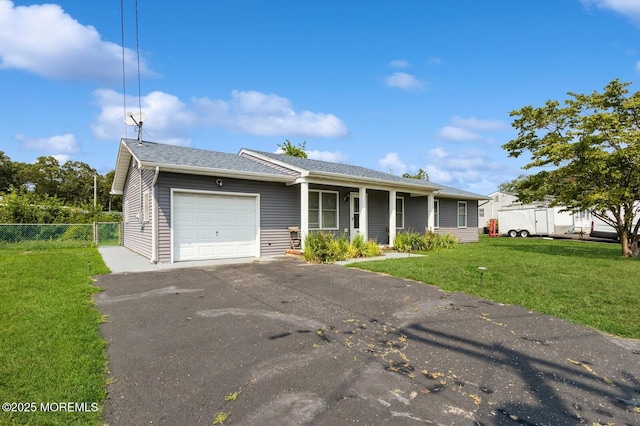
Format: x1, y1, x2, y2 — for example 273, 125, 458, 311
125, 111, 147, 145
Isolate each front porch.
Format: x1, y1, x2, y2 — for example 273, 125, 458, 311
297, 180, 437, 248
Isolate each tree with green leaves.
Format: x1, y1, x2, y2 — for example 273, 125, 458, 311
503, 79, 640, 257
402, 168, 429, 180
278, 139, 307, 158
497, 175, 529, 194
0, 151, 18, 194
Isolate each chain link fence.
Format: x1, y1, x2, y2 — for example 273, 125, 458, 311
0, 222, 121, 248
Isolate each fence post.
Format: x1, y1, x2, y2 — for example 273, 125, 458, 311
93, 222, 97, 246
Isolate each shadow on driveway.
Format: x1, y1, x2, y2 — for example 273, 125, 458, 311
95, 258, 640, 425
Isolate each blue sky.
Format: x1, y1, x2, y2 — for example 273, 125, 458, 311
1, 0, 640, 195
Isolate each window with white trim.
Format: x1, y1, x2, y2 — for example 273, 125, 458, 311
309, 190, 338, 229
143, 191, 151, 222
434, 199, 440, 228
457, 201, 467, 228
396, 197, 404, 229
478, 208, 485, 219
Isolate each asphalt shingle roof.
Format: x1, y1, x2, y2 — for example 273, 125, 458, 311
124, 139, 290, 177
119, 140, 487, 200
244, 150, 442, 190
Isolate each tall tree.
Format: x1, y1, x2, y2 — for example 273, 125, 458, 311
58, 160, 96, 205
21, 156, 62, 198
503, 79, 640, 257
278, 140, 308, 158
0, 151, 17, 194
402, 168, 429, 180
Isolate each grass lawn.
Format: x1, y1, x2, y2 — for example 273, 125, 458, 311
0, 243, 110, 425
349, 236, 640, 339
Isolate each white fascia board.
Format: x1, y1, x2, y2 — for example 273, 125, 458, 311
138, 162, 296, 183
435, 193, 491, 201
299, 172, 441, 194
110, 139, 138, 195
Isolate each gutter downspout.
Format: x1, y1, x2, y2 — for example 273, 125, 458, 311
151, 166, 159, 263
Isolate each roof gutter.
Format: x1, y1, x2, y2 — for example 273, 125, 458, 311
305, 170, 442, 193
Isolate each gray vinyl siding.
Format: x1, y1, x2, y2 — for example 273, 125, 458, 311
403, 194, 428, 232
122, 159, 154, 259
435, 198, 480, 243
156, 172, 299, 262
367, 190, 389, 244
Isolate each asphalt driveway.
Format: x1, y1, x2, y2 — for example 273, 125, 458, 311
95, 258, 640, 425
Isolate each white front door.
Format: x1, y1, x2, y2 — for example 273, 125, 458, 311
349, 193, 360, 240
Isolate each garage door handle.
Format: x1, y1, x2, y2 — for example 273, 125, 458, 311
216, 231, 219, 236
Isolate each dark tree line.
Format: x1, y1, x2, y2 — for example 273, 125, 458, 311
0, 151, 121, 212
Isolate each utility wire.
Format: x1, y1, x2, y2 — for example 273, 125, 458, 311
135, 0, 142, 122
120, 0, 127, 138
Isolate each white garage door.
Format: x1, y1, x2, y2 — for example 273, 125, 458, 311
173, 192, 258, 262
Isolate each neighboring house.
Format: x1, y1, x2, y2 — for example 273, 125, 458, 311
478, 191, 522, 229
111, 139, 487, 263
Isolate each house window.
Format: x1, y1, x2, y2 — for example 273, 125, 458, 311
458, 201, 467, 228
396, 197, 404, 229
143, 191, 151, 222
479, 207, 485, 219
433, 199, 440, 228
309, 190, 338, 229
124, 200, 129, 224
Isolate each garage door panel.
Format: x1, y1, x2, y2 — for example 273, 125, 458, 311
173, 193, 258, 262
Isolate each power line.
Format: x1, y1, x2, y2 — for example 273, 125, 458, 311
120, 0, 127, 139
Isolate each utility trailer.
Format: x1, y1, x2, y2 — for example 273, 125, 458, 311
497, 207, 574, 238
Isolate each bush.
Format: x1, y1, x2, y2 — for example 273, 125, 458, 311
304, 231, 382, 263
393, 230, 458, 252
363, 239, 382, 257
60, 225, 93, 242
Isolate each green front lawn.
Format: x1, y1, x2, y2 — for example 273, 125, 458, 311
349, 236, 640, 339
0, 244, 110, 425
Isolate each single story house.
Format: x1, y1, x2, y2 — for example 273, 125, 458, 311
111, 139, 487, 263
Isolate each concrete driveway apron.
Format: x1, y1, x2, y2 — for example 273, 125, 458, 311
95, 258, 640, 426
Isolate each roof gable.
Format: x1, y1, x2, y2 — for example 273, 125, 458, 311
110, 139, 293, 194
240, 149, 443, 192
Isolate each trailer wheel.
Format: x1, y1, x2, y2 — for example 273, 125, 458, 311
508, 230, 519, 238
519, 230, 530, 238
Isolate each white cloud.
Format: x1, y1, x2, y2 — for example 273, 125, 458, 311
426, 147, 502, 187
195, 90, 349, 138
0, 0, 154, 82
52, 154, 70, 163
436, 116, 510, 143
450, 116, 510, 131
307, 150, 347, 163
428, 57, 442, 65
389, 59, 410, 68
91, 88, 348, 144
91, 89, 195, 146
378, 152, 409, 175
437, 126, 482, 142
384, 72, 424, 92
635, 61, 640, 72
581, 0, 640, 23
15, 133, 79, 153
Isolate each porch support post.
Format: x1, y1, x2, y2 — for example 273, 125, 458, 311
359, 186, 368, 241
300, 181, 309, 250
427, 193, 435, 231
389, 189, 397, 247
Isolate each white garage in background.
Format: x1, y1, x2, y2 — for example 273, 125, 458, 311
172, 190, 259, 262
